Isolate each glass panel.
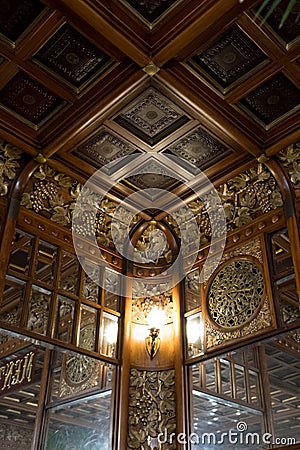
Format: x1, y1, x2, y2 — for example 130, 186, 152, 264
55, 295, 75, 343
34, 240, 57, 286
265, 336, 300, 446
205, 360, 216, 391
0, 331, 45, 450
235, 367, 246, 402
8, 230, 34, 276
79, 305, 98, 352
0, 276, 25, 326
45, 350, 114, 450
82, 260, 101, 304
45, 391, 112, 450
27, 285, 51, 335
220, 359, 231, 396
192, 394, 264, 449
59, 251, 79, 295
185, 268, 201, 312
103, 269, 120, 311
249, 371, 260, 406
100, 313, 118, 358
49, 351, 113, 402
271, 229, 293, 276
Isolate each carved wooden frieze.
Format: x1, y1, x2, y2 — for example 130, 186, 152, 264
0, 72, 63, 126
189, 24, 266, 89
279, 141, 300, 189
167, 162, 283, 246
35, 24, 111, 89
128, 368, 176, 449
114, 88, 189, 146
132, 291, 173, 325
166, 126, 232, 169
240, 73, 300, 126
0, 0, 45, 42
0, 139, 22, 196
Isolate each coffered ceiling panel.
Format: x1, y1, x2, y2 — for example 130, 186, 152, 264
163, 126, 232, 170
188, 24, 267, 91
0, 0, 45, 42
34, 23, 112, 90
113, 87, 190, 146
0, 0, 299, 200
0, 71, 64, 126
73, 126, 142, 169
255, 0, 300, 45
240, 72, 300, 127
120, 0, 180, 24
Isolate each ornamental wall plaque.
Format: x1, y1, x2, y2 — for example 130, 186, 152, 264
207, 258, 264, 329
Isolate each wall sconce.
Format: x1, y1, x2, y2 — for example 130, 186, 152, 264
145, 306, 166, 359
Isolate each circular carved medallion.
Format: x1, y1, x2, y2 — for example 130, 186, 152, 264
207, 259, 264, 329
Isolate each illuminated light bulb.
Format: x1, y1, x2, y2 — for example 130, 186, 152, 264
146, 306, 166, 330
105, 321, 118, 344
186, 319, 200, 344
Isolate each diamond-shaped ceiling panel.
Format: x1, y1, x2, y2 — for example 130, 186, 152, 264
121, 0, 179, 23
0, 0, 45, 42
114, 88, 190, 146
240, 73, 300, 127
165, 127, 232, 170
0, 72, 64, 126
34, 24, 112, 89
125, 159, 178, 191
73, 127, 141, 169
189, 24, 267, 91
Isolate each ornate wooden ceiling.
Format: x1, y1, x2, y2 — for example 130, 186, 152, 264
0, 0, 299, 199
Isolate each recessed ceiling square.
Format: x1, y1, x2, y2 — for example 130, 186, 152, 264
189, 25, 267, 90
0, 0, 45, 42
255, 0, 300, 44
121, 0, 179, 23
114, 88, 190, 146
0, 72, 64, 126
73, 127, 141, 169
165, 127, 232, 170
240, 73, 300, 126
34, 24, 111, 89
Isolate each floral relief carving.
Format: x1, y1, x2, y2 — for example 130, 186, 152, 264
205, 296, 272, 349
167, 163, 282, 245
128, 368, 176, 450
0, 140, 22, 196
279, 141, 300, 188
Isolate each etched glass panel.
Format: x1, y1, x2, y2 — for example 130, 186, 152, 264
79, 305, 98, 352
8, 230, 34, 276
103, 268, 120, 311
100, 313, 118, 358
59, 251, 79, 294
34, 240, 57, 286
82, 260, 101, 304
27, 285, 51, 335
55, 295, 75, 343
0, 276, 25, 326
185, 268, 201, 312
